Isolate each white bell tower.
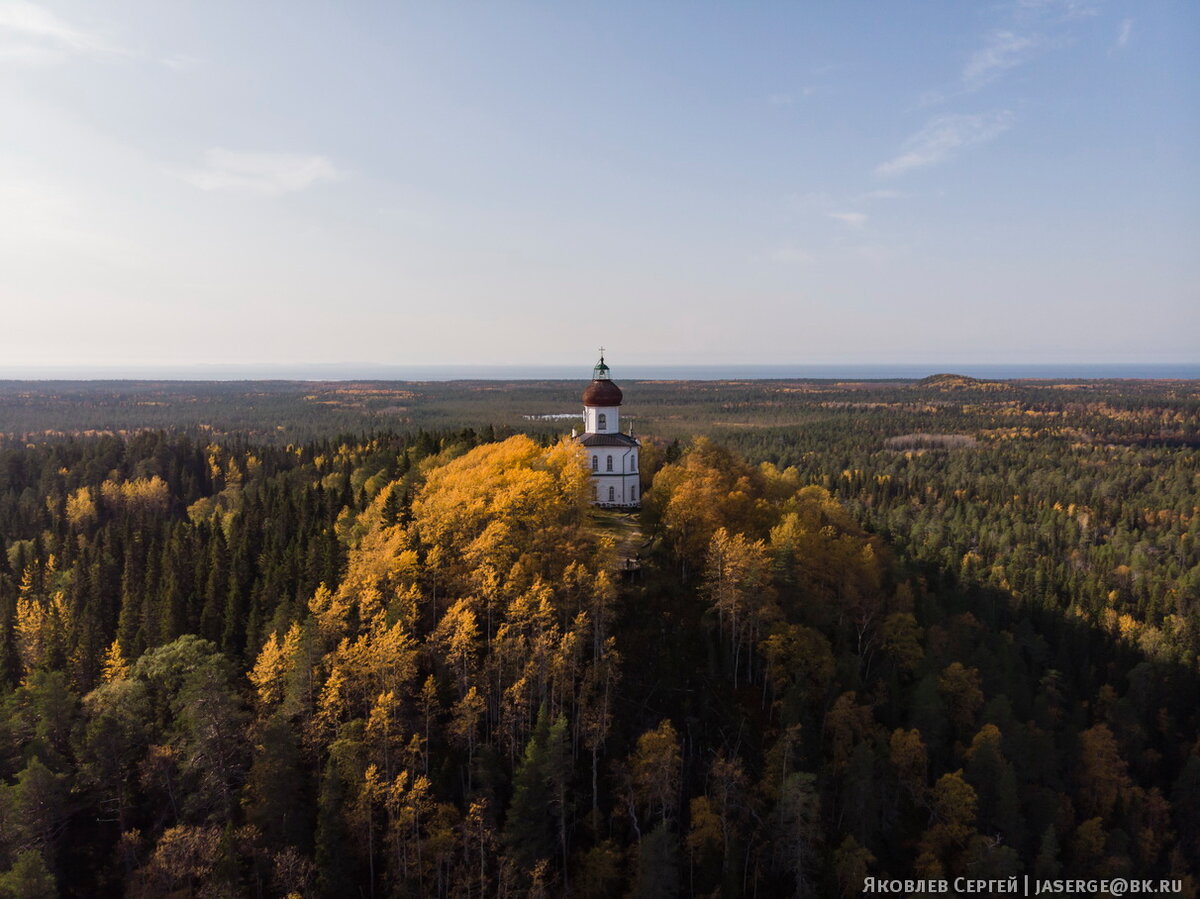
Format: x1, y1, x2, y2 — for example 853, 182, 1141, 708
576, 350, 640, 508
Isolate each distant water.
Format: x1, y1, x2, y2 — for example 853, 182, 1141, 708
1, 363, 1198, 381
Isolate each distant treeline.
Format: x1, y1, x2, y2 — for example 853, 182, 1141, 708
2, 376, 1197, 445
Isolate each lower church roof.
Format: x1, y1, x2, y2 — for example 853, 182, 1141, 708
578, 433, 640, 447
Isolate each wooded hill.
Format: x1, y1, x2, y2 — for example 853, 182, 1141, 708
0, 424, 1196, 897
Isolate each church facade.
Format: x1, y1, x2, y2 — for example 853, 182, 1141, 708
575, 354, 640, 508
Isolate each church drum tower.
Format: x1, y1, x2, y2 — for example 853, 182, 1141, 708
576, 353, 640, 508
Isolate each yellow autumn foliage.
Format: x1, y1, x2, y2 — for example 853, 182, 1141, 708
411, 435, 591, 592
66, 486, 98, 527
99, 476, 170, 515
248, 622, 303, 707
101, 638, 130, 683
15, 592, 71, 676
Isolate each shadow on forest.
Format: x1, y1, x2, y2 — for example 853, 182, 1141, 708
605, 524, 1198, 885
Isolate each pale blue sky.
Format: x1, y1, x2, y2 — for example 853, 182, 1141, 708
1, 0, 1196, 369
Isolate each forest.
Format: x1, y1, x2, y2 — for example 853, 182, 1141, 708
0, 375, 1196, 897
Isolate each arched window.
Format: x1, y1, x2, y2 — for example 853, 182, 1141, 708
591, 455, 598, 471
598, 413, 607, 429
631, 485, 637, 500
631, 454, 637, 472
606, 455, 613, 472
594, 484, 600, 500
608, 486, 615, 502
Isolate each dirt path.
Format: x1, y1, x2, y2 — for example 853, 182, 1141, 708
587, 509, 647, 570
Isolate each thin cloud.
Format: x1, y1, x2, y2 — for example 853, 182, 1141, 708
875, 111, 1014, 177
916, 0, 1088, 107
176, 149, 344, 196
0, 0, 121, 63
963, 31, 1041, 89
828, 212, 867, 228
1116, 18, 1133, 48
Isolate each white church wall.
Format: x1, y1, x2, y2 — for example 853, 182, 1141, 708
587, 447, 638, 474
589, 473, 640, 506
584, 405, 620, 433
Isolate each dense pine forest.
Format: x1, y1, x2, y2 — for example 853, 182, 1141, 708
0, 377, 1197, 896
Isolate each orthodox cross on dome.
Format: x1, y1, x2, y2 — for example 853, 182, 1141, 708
593, 349, 611, 381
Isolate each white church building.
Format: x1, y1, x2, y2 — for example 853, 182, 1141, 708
575, 353, 641, 508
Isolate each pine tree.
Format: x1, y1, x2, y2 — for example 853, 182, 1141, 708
502, 707, 558, 873
244, 714, 312, 852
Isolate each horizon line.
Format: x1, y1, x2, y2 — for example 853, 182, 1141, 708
1, 360, 1198, 384
2, 360, 1198, 370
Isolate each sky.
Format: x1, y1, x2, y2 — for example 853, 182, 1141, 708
0, 0, 1196, 371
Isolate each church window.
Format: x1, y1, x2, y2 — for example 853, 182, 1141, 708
631, 485, 637, 500
598, 413, 607, 429
631, 455, 637, 472
591, 455, 598, 471
606, 456, 613, 472
608, 486, 615, 502
594, 485, 599, 500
